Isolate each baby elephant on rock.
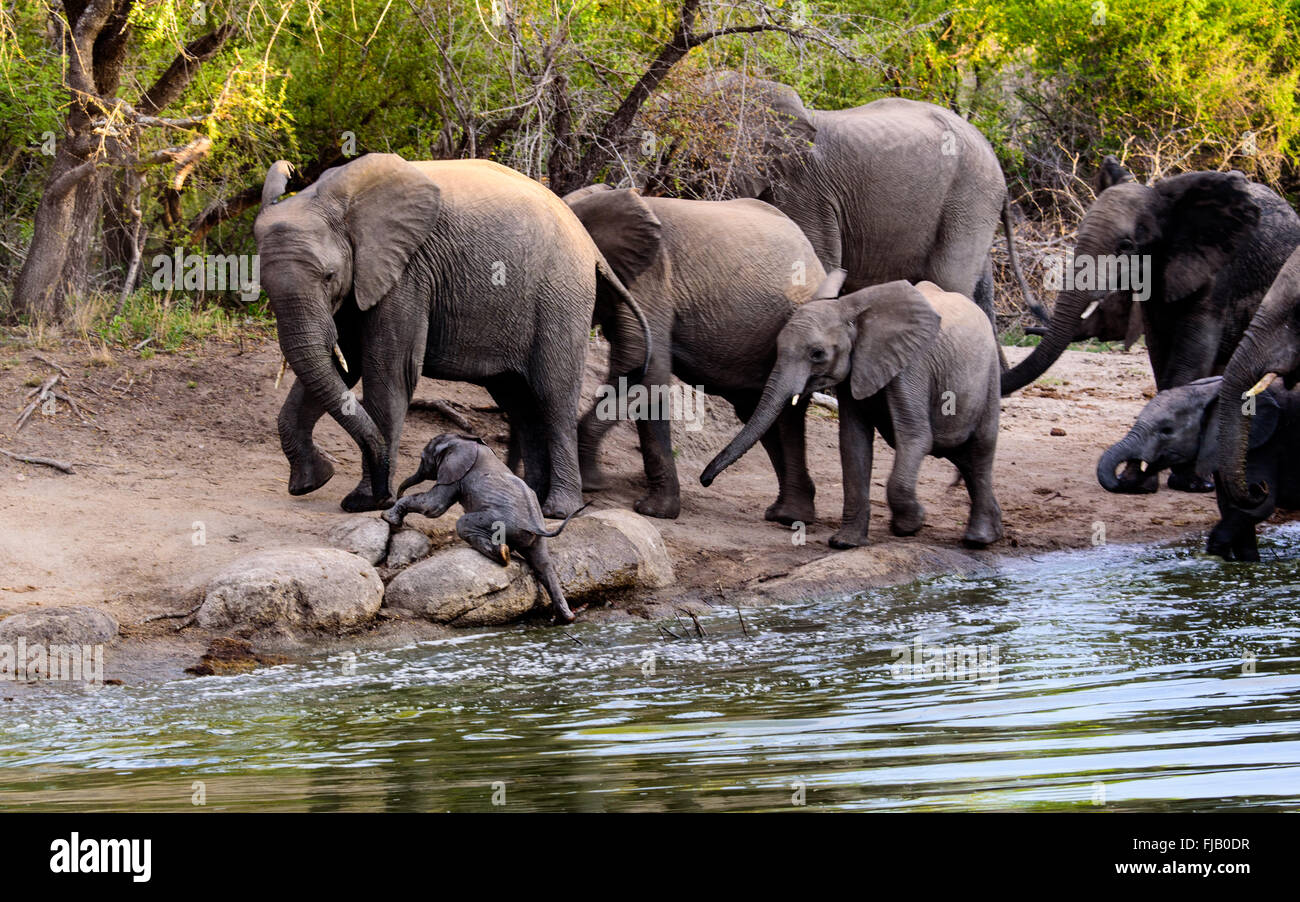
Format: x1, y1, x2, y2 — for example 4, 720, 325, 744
702, 271, 1003, 548
383, 434, 584, 622
1097, 376, 1300, 561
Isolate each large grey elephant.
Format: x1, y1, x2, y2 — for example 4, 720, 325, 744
564, 185, 825, 521
701, 273, 1003, 549
1215, 245, 1300, 549
714, 73, 1042, 331
255, 153, 646, 516
1002, 157, 1300, 400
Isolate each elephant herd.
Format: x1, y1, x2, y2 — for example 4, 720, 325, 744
252, 76, 1300, 568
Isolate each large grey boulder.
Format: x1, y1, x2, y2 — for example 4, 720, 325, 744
0, 606, 118, 645
384, 509, 675, 626
385, 528, 432, 569
196, 547, 384, 637
325, 515, 391, 565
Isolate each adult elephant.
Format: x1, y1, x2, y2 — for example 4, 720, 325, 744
1216, 246, 1300, 519
255, 153, 645, 516
1002, 156, 1300, 399
714, 73, 1043, 332
564, 185, 825, 521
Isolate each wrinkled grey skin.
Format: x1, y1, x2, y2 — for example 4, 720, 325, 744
717, 73, 1044, 335
382, 434, 584, 623
1003, 156, 1300, 398
702, 274, 1003, 549
256, 153, 645, 517
1216, 246, 1300, 554
1097, 377, 1224, 495
1100, 375, 1299, 561
564, 185, 825, 521
1026, 290, 1142, 347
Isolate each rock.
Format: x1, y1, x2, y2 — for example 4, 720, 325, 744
0, 606, 118, 645
750, 542, 990, 604
196, 547, 384, 637
325, 515, 391, 565
385, 528, 432, 569
185, 637, 287, 676
384, 509, 674, 626
384, 547, 541, 626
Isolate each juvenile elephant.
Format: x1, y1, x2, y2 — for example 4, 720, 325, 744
1097, 377, 1225, 495
564, 185, 825, 521
255, 153, 647, 516
383, 434, 585, 622
1003, 157, 1300, 398
701, 273, 1003, 549
709, 73, 1043, 331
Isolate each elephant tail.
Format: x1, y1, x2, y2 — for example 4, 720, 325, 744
596, 260, 653, 378
529, 501, 591, 538
1003, 195, 1049, 325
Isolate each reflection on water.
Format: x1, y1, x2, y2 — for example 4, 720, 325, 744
3, 525, 1300, 812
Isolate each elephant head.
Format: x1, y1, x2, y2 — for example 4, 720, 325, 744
1002, 156, 1261, 395
700, 272, 939, 485
1096, 377, 1223, 493
1216, 246, 1300, 510
254, 153, 442, 505
395, 433, 486, 498
701, 71, 817, 199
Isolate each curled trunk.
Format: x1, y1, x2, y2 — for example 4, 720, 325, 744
1096, 429, 1158, 494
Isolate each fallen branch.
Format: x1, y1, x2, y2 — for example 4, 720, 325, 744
410, 399, 472, 430
143, 603, 202, 624
0, 448, 75, 474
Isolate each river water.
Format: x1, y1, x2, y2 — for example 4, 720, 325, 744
3, 525, 1300, 812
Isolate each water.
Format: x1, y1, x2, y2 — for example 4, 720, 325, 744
4, 525, 1300, 812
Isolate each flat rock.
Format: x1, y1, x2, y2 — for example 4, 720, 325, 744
385, 528, 432, 569
384, 509, 674, 626
196, 547, 384, 637
325, 515, 391, 565
0, 606, 119, 645
749, 542, 991, 604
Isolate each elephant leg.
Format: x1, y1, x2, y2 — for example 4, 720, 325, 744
580, 323, 666, 492
488, 378, 548, 492
830, 389, 875, 548
343, 301, 426, 513
518, 538, 575, 623
632, 371, 681, 519
755, 398, 816, 526
278, 369, 359, 495
950, 437, 1003, 548
456, 510, 511, 566
974, 257, 1011, 371
885, 398, 931, 537
533, 375, 585, 519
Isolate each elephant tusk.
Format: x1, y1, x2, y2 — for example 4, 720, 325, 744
1080, 300, 1101, 320
791, 393, 800, 407
1138, 460, 1149, 473
1245, 372, 1278, 397
274, 355, 287, 389
333, 343, 349, 373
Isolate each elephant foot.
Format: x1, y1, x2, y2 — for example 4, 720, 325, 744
634, 492, 681, 520
889, 504, 925, 537
962, 520, 1003, 549
542, 489, 585, 519
764, 495, 815, 526
287, 449, 335, 496
580, 462, 609, 492
829, 527, 868, 549
341, 483, 393, 513
1168, 471, 1214, 493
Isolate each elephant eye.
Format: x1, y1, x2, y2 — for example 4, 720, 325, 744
324, 270, 337, 282
809, 347, 828, 363
1117, 237, 1136, 254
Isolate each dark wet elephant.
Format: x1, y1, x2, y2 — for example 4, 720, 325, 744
254, 153, 646, 516
564, 185, 825, 522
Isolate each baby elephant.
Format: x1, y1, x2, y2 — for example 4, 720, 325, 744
1098, 376, 1300, 561
702, 272, 1003, 548
383, 433, 584, 622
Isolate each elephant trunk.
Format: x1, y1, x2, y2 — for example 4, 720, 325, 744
277, 302, 390, 502
701, 361, 809, 486
396, 464, 430, 499
1217, 331, 1280, 511
1002, 286, 1102, 395
1096, 428, 1158, 494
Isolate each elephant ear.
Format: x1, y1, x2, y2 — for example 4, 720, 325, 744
1096, 155, 1135, 192
318, 153, 443, 311
1195, 386, 1280, 477
1156, 171, 1260, 302
432, 437, 483, 486
843, 281, 943, 401
566, 187, 663, 285
710, 72, 817, 197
